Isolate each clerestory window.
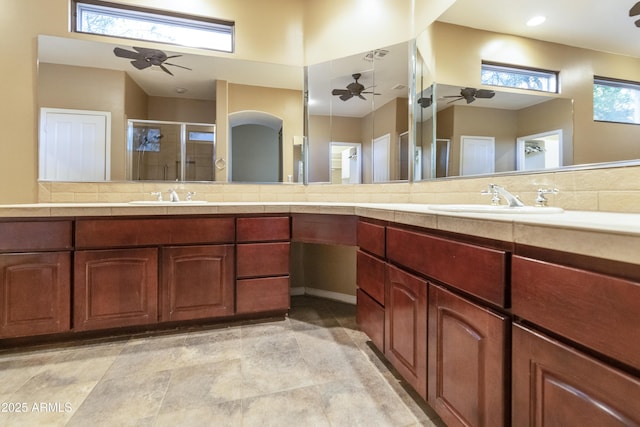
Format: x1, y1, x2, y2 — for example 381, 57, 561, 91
72, 0, 234, 52
481, 61, 558, 93
593, 77, 640, 125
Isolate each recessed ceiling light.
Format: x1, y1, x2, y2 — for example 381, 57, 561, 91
175, 87, 188, 94
527, 16, 546, 27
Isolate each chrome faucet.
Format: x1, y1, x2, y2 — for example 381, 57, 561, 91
185, 191, 196, 201
535, 188, 559, 207
482, 184, 525, 207
168, 189, 180, 202
151, 191, 163, 201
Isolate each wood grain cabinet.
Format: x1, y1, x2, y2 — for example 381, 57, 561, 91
236, 216, 291, 315
161, 245, 234, 322
74, 248, 158, 331
0, 220, 72, 338
385, 263, 427, 400
428, 285, 508, 427
512, 323, 640, 426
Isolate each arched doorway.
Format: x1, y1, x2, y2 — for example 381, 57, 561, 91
229, 111, 283, 182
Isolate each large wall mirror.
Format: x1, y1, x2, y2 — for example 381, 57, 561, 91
306, 41, 410, 184
37, 35, 304, 183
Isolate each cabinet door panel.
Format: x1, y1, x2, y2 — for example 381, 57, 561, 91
513, 323, 640, 427
428, 285, 508, 427
385, 264, 427, 400
0, 252, 70, 338
161, 245, 234, 321
356, 288, 385, 352
236, 242, 290, 278
74, 248, 158, 331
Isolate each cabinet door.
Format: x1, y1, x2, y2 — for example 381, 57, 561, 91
0, 252, 70, 338
74, 248, 158, 331
385, 264, 427, 400
161, 245, 234, 321
513, 323, 640, 427
236, 276, 289, 314
356, 288, 385, 351
428, 285, 508, 427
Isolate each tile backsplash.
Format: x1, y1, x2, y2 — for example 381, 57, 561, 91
38, 164, 640, 213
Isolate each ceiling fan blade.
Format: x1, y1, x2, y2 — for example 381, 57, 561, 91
339, 93, 353, 101
113, 47, 141, 60
446, 96, 463, 104
332, 89, 349, 96
164, 62, 192, 71
358, 94, 367, 100
630, 1, 640, 16
129, 59, 152, 70
475, 89, 495, 99
159, 64, 174, 76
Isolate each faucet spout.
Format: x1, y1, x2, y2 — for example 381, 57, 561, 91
168, 189, 180, 202
489, 184, 525, 207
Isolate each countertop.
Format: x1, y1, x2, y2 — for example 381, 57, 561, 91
0, 202, 638, 264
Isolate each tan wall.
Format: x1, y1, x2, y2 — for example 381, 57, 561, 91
147, 97, 216, 124
38, 63, 129, 180
432, 22, 640, 166
298, 244, 357, 297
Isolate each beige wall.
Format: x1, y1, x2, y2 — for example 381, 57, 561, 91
308, 115, 363, 183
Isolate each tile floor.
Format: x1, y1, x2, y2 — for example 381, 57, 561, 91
0, 296, 445, 427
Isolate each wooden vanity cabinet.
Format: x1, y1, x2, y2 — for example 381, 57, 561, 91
0, 220, 72, 338
356, 220, 386, 352
236, 216, 291, 315
385, 263, 428, 400
428, 285, 508, 427
512, 323, 640, 426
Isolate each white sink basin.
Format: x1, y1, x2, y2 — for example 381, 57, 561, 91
427, 204, 564, 214
128, 200, 209, 205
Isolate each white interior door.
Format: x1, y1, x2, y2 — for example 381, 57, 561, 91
39, 108, 111, 181
373, 133, 390, 182
460, 135, 495, 176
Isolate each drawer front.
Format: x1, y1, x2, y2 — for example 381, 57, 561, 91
356, 288, 384, 351
236, 242, 290, 278
357, 220, 385, 257
291, 214, 357, 246
356, 250, 385, 306
236, 276, 290, 314
387, 227, 507, 307
0, 220, 72, 252
76, 217, 235, 249
236, 216, 290, 242
512, 256, 640, 370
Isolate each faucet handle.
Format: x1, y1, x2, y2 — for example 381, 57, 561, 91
481, 187, 501, 205
185, 191, 196, 201
535, 188, 559, 207
151, 191, 163, 201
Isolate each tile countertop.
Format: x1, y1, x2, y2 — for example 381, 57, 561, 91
0, 202, 639, 265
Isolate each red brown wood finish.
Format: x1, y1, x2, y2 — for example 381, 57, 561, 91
75, 217, 235, 249
428, 285, 508, 427
356, 250, 385, 305
356, 288, 385, 351
357, 220, 385, 257
0, 252, 71, 338
387, 226, 508, 307
236, 242, 290, 279
74, 248, 158, 331
161, 245, 234, 321
291, 214, 357, 246
385, 263, 428, 400
236, 276, 290, 314
512, 323, 640, 426
236, 216, 290, 242
512, 255, 640, 370
0, 220, 72, 252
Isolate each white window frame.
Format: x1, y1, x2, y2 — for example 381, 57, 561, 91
72, 0, 234, 52
593, 76, 640, 125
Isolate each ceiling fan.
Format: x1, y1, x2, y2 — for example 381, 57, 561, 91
631, 2, 640, 27
443, 87, 495, 104
331, 73, 379, 101
113, 47, 192, 76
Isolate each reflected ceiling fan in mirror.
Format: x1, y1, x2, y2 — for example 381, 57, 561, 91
443, 87, 495, 104
331, 73, 380, 101
113, 47, 192, 76
631, 1, 640, 26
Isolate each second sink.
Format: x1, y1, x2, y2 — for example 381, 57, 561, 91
427, 204, 564, 214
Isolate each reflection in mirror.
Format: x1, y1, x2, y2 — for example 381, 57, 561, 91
306, 41, 409, 183
516, 130, 562, 171
37, 34, 303, 183
330, 143, 361, 184
431, 83, 573, 178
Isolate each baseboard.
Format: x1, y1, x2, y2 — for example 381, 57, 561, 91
290, 286, 356, 305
